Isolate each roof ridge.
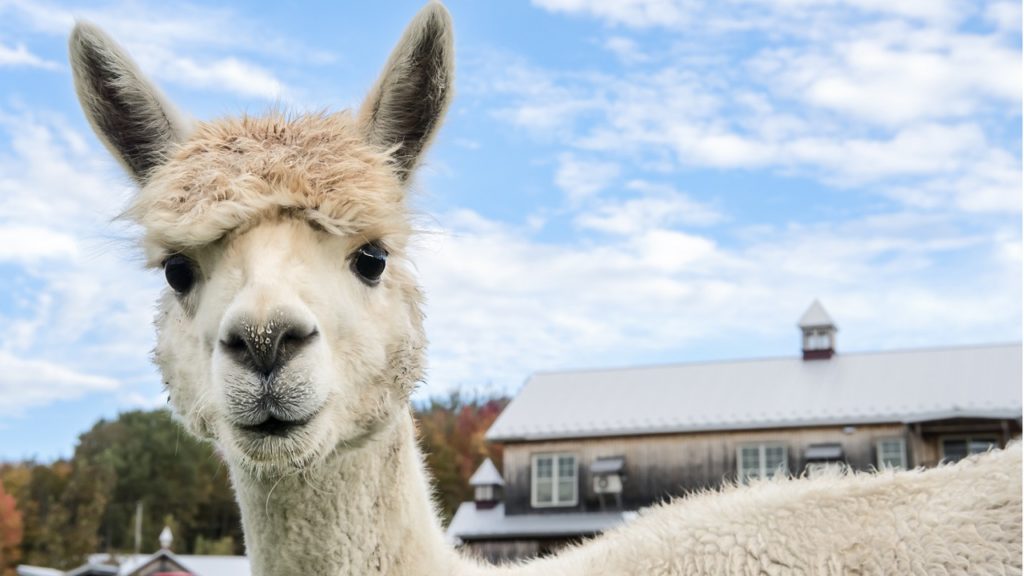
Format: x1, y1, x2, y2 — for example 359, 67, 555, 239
528, 342, 1022, 379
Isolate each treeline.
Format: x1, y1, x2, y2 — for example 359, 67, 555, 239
0, 392, 507, 572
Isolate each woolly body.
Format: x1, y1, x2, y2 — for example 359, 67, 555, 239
68, 4, 1023, 575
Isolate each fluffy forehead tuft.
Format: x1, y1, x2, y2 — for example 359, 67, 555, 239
125, 111, 411, 264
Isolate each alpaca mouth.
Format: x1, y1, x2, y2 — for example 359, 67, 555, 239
239, 416, 311, 437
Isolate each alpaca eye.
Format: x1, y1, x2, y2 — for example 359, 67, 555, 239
164, 254, 196, 293
352, 243, 387, 285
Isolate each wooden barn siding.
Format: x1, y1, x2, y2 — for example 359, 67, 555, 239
459, 538, 581, 564
909, 418, 1020, 467
501, 423, 906, 516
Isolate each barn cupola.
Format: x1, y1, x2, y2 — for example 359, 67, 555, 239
469, 458, 504, 510
799, 300, 837, 360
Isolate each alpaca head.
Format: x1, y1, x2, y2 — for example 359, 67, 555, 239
69, 5, 454, 475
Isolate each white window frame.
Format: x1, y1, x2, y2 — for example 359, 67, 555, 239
875, 438, 907, 470
737, 443, 788, 482
531, 453, 578, 508
940, 436, 998, 462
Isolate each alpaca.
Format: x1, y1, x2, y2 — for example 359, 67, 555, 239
68, 4, 1022, 575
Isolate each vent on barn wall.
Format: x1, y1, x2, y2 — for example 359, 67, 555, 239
590, 456, 625, 510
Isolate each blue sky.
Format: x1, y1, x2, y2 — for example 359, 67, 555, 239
0, 0, 1020, 461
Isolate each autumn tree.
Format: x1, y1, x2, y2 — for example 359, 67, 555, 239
0, 397, 509, 567
0, 461, 71, 568
0, 479, 23, 576
415, 392, 509, 524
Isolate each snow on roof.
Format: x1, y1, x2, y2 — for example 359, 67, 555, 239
798, 300, 835, 328
486, 344, 1022, 442
447, 502, 630, 540
109, 552, 250, 576
469, 458, 504, 486
16, 566, 64, 576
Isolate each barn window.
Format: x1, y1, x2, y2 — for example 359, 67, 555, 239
737, 443, 788, 482
876, 438, 907, 469
531, 453, 578, 507
941, 437, 996, 463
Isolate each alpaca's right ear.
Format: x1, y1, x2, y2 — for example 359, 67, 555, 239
69, 22, 190, 185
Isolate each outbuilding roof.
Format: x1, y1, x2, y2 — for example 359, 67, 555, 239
486, 343, 1022, 442
469, 458, 504, 486
84, 552, 251, 576
447, 503, 633, 541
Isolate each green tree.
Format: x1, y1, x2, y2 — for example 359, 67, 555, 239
71, 410, 242, 556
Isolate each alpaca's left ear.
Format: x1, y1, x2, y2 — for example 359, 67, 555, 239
69, 21, 190, 185
358, 2, 454, 183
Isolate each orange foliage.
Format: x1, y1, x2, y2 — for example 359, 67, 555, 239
0, 480, 23, 576
416, 393, 508, 524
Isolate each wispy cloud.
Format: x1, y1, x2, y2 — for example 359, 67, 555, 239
0, 351, 119, 416
0, 0, 302, 100
414, 207, 1020, 392
0, 41, 59, 69
0, 110, 160, 415
482, 0, 1021, 215
554, 153, 620, 202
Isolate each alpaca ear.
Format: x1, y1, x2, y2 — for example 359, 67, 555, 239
358, 3, 454, 182
69, 21, 190, 185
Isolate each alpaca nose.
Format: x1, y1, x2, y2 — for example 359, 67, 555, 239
220, 317, 318, 375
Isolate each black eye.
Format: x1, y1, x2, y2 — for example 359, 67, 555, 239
351, 243, 387, 285
163, 254, 196, 293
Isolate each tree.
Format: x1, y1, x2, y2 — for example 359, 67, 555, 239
415, 392, 509, 524
71, 410, 242, 556
0, 480, 24, 576
0, 461, 71, 568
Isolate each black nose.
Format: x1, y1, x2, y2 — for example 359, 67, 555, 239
221, 319, 317, 375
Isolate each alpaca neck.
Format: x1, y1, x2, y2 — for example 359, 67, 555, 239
230, 413, 457, 576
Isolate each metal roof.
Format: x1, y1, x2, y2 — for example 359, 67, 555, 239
446, 503, 632, 541
486, 344, 1022, 442
469, 458, 504, 486
798, 300, 835, 328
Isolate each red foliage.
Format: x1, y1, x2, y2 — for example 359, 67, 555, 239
416, 394, 509, 524
0, 480, 23, 576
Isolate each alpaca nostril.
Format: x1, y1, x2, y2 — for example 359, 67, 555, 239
222, 333, 247, 352
220, 320, 318, 376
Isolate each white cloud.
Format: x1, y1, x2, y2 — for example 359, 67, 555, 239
533, 0, 970, 30
0, 110, 161, 408
0, 226, 78, 262
752, 25, 1021, 126
481, 0, 1022, 214
984, 1, 1022, 32
1, 0, 292, 100
413, 207, 1020, 395
143, 50, 285, 99
0, 41, 59, 69
554, 153, 620, 201
604, 36, 648, 64
575, 181, 722, 234
0, 350, 119, 416
532, 0, 693, 28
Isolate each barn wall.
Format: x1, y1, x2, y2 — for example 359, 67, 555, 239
501, 423, 909, 515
